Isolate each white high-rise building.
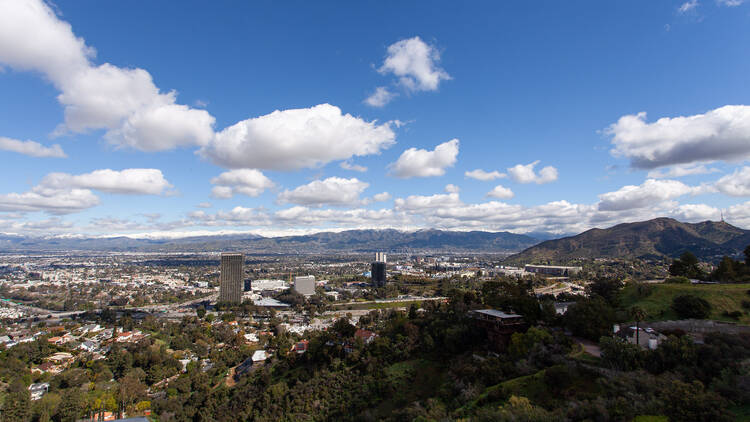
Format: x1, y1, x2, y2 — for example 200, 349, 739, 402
294, 275, 316, 297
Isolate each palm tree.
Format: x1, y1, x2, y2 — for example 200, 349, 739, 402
630, 306, 647, 346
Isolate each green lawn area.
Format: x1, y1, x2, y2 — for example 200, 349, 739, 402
619, 282, 750, 324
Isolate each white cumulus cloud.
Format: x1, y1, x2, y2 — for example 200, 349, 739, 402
714, 166, 750, 196
607, 105, 750, 169
486, 185, 514, 199
378, 36, 451, 92
340, 161, 368, 172
507, 161, 558, 184
364, 86, 397, 107
394, 193, 462, 211
0, 188, 99, 215
372, 192, 392, 202
597, 179, 696, 211
277, 177, 369, 207
0, 0, 215, 151
210, 169, 274, 199
465, 169, 506, 181
389, 139, 459, 178
444, 184, 460, 193
0, 136, 66, 158
203, 104, 396, 170
647, 163, 719, 178
40, 169, 172, 195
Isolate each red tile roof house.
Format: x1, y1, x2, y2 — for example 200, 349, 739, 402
355, 329, 377, 344
32, 362, 58, 374
290, 340, 309, 354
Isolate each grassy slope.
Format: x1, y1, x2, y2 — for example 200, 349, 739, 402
372, 359, 445, 417
619, 283, 750, 324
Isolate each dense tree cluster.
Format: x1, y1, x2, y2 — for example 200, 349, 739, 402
669, 251, 707, 280
2, 276, 749, 421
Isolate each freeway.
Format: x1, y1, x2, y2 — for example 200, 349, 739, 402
1, 292, 218, 319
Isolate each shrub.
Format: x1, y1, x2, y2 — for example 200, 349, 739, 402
600, 336, 644, 371
742, 300, 750, 310
671, 294, 711, 319
722, 310, 742, 320
664, 276, 690, 284
565, 297, 616, 341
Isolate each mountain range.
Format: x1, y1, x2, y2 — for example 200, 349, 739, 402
4, 218, 749, 260
0, 229, 539, 254
506, 217, 750, 264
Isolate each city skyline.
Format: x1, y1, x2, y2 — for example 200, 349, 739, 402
2, 0, 750, 239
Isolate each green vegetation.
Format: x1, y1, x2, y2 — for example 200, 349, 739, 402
2, 275, 749, 421
671, 294, 712, 319
669, 251, 707, 280
710, 246, 750, 282
618, 282, 750, 324
333, 299, 425, 311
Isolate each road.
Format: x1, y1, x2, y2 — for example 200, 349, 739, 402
1, 292, 217, 319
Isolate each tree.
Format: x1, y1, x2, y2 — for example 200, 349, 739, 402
671, 294, 711, 319
599, 336, 644, 371
118, 371, 147, 417
564, 297, 616, 341
1, 379, 31, 422
196, 306, 206, 319
663, 380, 731, 422
57, 388, 85, 422
629, 306, 647, 345
585, 277, 624, 306
332, 318, 356, 338
507, 327, 553, 359
711, 256, 739, 282
669, 251, 706, 280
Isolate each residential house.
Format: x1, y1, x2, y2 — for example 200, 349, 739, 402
28, 382, 49, 400
355, 329, 377, 345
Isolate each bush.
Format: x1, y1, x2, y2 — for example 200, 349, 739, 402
742, 300, 750, 310
664, 276, 690, 284
600, 336, 644, 371
565, 297, 616, 341
722, 310, 742, 320
671, 294, 711, 319
635, 283, 654, 298
543, 365, 573, 392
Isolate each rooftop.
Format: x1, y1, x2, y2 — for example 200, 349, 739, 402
471, 309, 522, 319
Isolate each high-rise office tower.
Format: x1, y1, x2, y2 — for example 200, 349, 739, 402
293, 275, 316, 297
219, 253, 244, 303
371, 252, 387, 287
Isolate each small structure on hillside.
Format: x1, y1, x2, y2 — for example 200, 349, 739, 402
469, 309, 527, 351
613, 324, 666, 349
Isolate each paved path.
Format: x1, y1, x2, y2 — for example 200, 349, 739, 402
573, 336, 601, 357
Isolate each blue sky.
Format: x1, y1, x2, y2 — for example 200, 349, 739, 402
1, 0, 750, 237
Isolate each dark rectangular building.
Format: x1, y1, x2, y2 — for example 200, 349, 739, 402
219, 253, 244, 304
371, 261, 386, 287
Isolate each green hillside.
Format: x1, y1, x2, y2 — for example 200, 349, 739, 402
619, 282, 750, 324
506, 218, 750, 264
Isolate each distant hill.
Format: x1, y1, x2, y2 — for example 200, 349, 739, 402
505, 218, 750, 264
0, 229, 540, 254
